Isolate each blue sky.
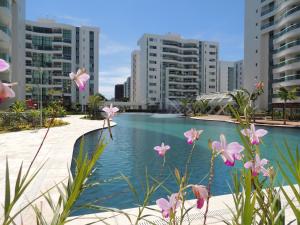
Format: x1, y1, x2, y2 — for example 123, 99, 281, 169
27, 0, 245, 99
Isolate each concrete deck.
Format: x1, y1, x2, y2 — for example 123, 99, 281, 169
0, 115, 115, 224
69, 186, 298, 225
191, 115, 300, 128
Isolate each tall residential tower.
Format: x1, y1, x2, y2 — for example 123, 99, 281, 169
245, 0, 300, 110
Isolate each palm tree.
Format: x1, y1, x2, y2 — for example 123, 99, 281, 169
228, 90, 250, 117
199, 99, 209, 115
88, 95, 104, 119
191, 100, 200, 116
180, 99, 190, 116
278, 87, 297, 125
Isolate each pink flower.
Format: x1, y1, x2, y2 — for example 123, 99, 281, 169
184, 128, 203, 144
244, 154, 269, 177
0, 82, 17, 103
102, 104, 119, 119
154, 143, 170, 157
156, 193, 180, 218
69, 68, 90, 91
212, 134, 244, 166
241, 124, 268, 145
255, 81, 264, 90
0, 59, 9, 72
192, 185, 208, 209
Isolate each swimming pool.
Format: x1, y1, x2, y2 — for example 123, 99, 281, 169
71, 113, 300, 216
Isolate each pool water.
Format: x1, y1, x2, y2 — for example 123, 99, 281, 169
71, 113, 300, 216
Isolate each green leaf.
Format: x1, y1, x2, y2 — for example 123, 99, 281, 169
4, 158, 11, 215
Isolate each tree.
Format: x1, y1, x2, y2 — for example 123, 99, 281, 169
228, 90, 250, 117
191, 100, 200, 116
278, 86, 297, 125
199, 99, 210, 115
180, 99, 190, 116
88, 95, 104, 119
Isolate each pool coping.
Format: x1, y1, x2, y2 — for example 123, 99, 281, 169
190, 116, 300, 128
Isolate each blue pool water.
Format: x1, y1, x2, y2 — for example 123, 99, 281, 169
71, 113, 300, 216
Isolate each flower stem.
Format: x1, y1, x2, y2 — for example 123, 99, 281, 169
203, 152, 216, 225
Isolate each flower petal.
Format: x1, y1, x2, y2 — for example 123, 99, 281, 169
244, 161, 253, 169
156, 198, 170, 211
212, 141, 221, 151
255, 129, 268, 138
0, 59, 9, 72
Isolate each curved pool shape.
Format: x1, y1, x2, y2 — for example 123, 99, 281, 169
71, 113, 300, 216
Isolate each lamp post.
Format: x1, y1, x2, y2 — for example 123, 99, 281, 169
38, 67, 43, 127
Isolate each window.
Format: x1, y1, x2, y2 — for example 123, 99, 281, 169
150, 45, 157, 49
149, 83, 156, 86
209, 65, 215, 69
149, 60, 157, 64
209, 85, 215, 89
149, 68, 156, 71
149, 53, 157, 57
63, 29, 72, 43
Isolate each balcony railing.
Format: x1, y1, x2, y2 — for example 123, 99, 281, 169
261, 5, 300, 30
273, 91, 300, 98
273, 57, 300, 68
273, 39, 300, 53
273, 23, 300, 39
273, 74, 300, 83
0, 24, 11, 36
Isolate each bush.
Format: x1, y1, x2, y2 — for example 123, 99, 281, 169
45, 101, 66, 118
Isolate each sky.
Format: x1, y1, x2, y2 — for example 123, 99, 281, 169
26, 0, 245, 99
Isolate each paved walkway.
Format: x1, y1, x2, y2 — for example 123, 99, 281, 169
191, 115, 300, 128
0, 115, 115, 224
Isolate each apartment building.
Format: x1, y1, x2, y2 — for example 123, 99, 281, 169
130, 50, 140, 103
0, 0, 25, 104
218, 60, 244, 92
24, 19, 99, 107
132, 33, 219, 111
245, 0, 300, 110
123, 76, 131, 100
115, 84, 124, 101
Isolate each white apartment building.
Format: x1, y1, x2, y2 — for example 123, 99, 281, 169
0, 0, 25, 104
25, 19, 99, 107
245, 0, 300, 110
132, 33, 219, 111
130, 50, 140, 103
218, 60, 244, 92
123, 76, 130, 100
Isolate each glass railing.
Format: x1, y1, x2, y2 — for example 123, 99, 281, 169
273, 91, 300, 98
273, 39, 300, 53
0, 53, 10, 62
0, 0, 10, 9
261, 5, 300, 30
261, 6, 276, 16
273, 57, 300, 68
273, 74, 300, 83
274, 23, 300, 39
0, 24, 11, 37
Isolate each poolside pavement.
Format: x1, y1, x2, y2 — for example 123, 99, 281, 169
191, 115, 300, 128
0, 115, 115, 225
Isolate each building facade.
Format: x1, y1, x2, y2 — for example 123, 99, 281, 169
244, 0, 300, 110
115, 84, 124, 101
24, 19, 99, 107
218, 60, 244, 92
123, 76, 131, 100
130, 50, 140, 103
0, 0, 26, 105
132, 33, 219, 111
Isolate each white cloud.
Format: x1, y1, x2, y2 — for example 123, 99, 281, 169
99, 66, 131, 99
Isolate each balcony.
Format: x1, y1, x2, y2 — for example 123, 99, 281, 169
273, 23, 300, 40
0, 0, 11, 26
273, 39, 300, 55
261, 5, 300, 30
273, 57, 300, 73
273, 57, 300, 68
